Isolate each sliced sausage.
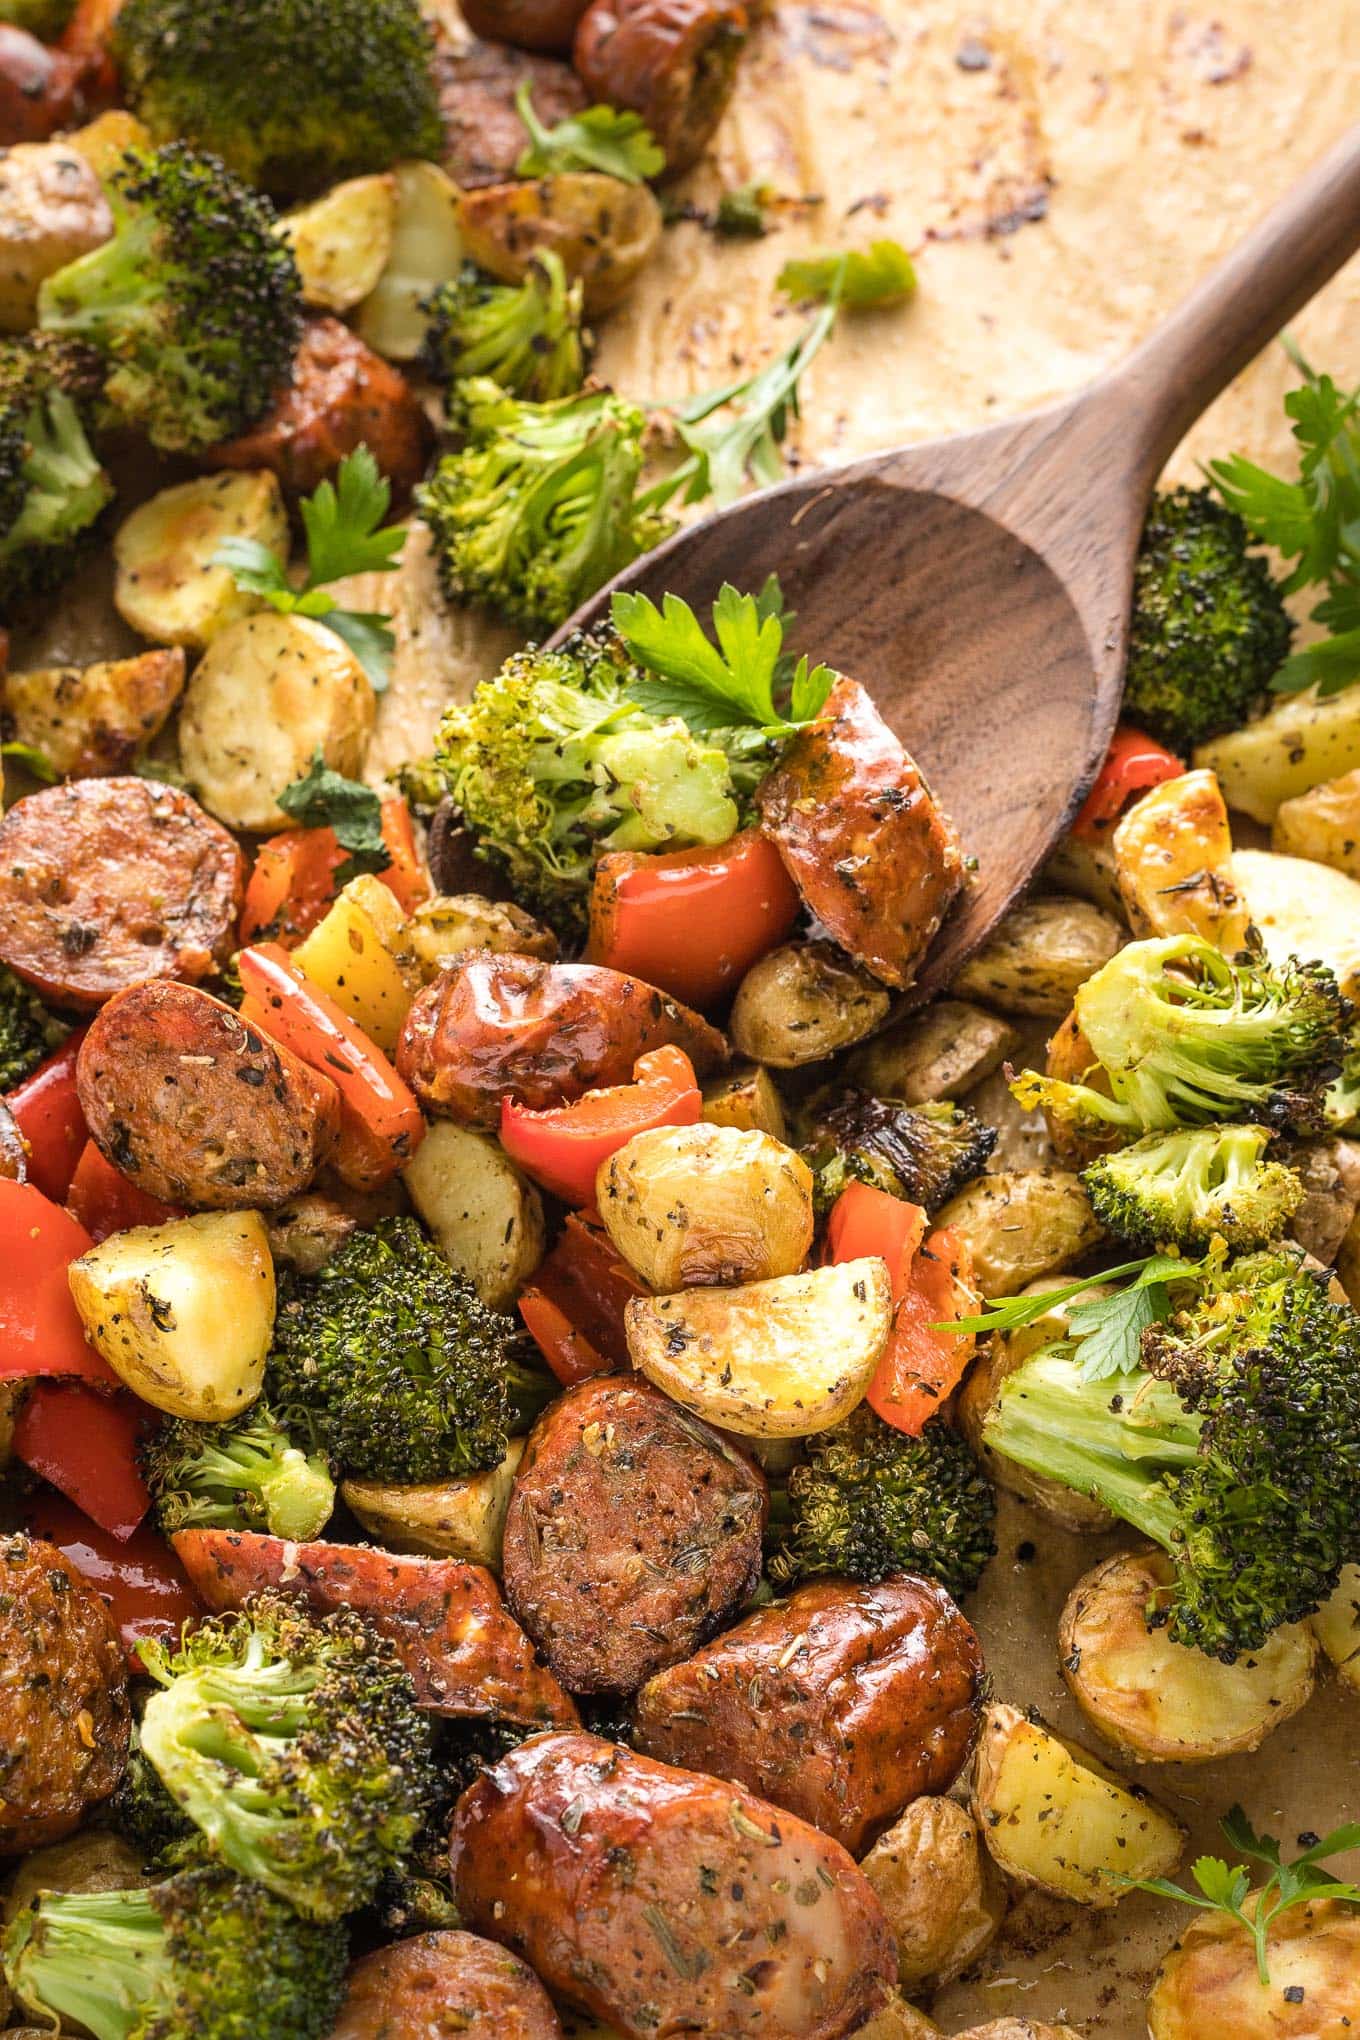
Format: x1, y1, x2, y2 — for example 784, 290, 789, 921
574, 0, 749, 175
631, 1576, 983, 1854
456, 0, 593, 54
397, 951, 727, 1127
757, 676, 965, 990
0, 1533, 129, 1855
502, 1375, 766, 1695
0, 778, 245, 1010
332, 1930, 563, 2040
210, 316, 432, 500
435, 35, 588, 187
171, 1529, 579, 1728
0, 27, 98, 144
450, 1732, 896, 2039
76, 981, 341, 1209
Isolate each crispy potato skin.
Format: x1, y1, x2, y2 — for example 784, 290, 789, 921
597, 1122, 814, 1289
757, 678, 964, 990
0, 1535, 129, 1857
951, 896, 1123, 1017
331, 1930, 564, 2040
449, 1732, 896, 2039
859, 1797, 1005, 1991
0, 778, 244, 1009
631, 1576, 983, 1855
574, 0, 749, 174
502, 1374, 766, 1695
170, 1528, 579, 1728
77, 981, 341, 1209
3, 649, 185, 778
435, 34, 587, 184
730, 941, 891, 1067
0, 140, 110, 330
397, 951, 726, 1127
458, 0, 593, 51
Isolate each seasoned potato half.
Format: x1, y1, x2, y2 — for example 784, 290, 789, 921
951, 897, 1123, 1018
730, 942, 891, 1067
1112, 770, 1251, 949
971, 1702, 1184, 1906
847, 999, 1018, 1105
356, 160, 464, 360
113, 472, 288, 651
292, 875, 417, 1055
1273, 764, 1360, 878
402, 1121, 546, 1311
626, 1258, 892, 1437
598, 1123, 814, 1290
0, 141, 111, 331
1060, 1549, 1316, 1762
1042, 830, 1125, 919
3, 648, 185, 779
935, 1168, 1102, 1296
405, 893, 557, 976
1147, 1899, 1360, 2040
68, 1212, 275, 1422
1309, 1562, 1360, 1693
860, 1796, 1006, 1991
280, 174, 397, 313
343, 1441, 525, 1570
1232, 847, 1360, 1000
701, 1063, 787, 1139
1196, 682, 1360, 824
456, 171, 662, 315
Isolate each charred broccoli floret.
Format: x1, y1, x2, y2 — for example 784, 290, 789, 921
1125, 486, 1293, 750
266, 1215, 555, 1483
37, 143, 302, 453
0, 0, 75, 37
416, 378, 673, 631
107, 1727, 198, 1872
768, 1406, 996, 1603
0, 962, 65, 1089
111, 0, 443, 200
423, 255, 586, 413
1082, 1123, 1304, 1252
139, 1592, 434, 1921
141, 1403, 335, 1542
0, 336, 111, 617
983, 1251, 1360, 1659
2, 1868, 348, 2040
800, 1090, 996, 1215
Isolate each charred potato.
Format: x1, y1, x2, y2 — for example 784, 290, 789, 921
1147, 1899, 1360, 2039
402, 1120, 546, 1311
1112, 770, 1251, 949
280, 173, 397, 314
859, 1796, 1006, 1991
342, 1442, 525, 1570
1272, 764, 1360, 878
0, 140, 110, 331
1197, 682, 1360, 823
113, 471, 289, 651
1310, 1562, 1360, 1693
951, 896, 1123, 1018
847, 999, 1019, 1105
456, 171, 663, 315
701, 1062, 787, 1138
730, 941, 891, 1067
598, 1122, 814, 1289
404, 893, 557, 975
356, 160, 464, 361
935, 1167, 1102, 1296
3, 649, 184, 779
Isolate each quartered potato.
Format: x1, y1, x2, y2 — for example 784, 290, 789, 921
1310, 1562, 1360, 1693
343, 1441, 525, 1570
456, 171, 662, 315
935, 1167, 1102, 1296
356, 160, 463, 361
730, 941, 891, 1067
280, 174, 397, 313
1232, 846, 1360, 999
0, 141, 111, 331
847, 999, 1018, 1105
402, 1120, 546, 1311
1273, 764, 1360, 878
950, 896, 1123, 1018
1197, 681, 1360, 823
701, 1063, 787, 1139
3, 648, 185, 778
113, 472, 289, 651
292, 874, 417, 1055
860, 1796, 1006, 1991
68, 1211, 275, 1422
971, 1702, 1184, 1907
404, 892, 558, 976
1112, 770, 1251, 949
597, 1123, 814, 1290
1060, 1549, 1316, 1762
626, 1257, 892, 1437
1147, 1899, 1360, 2040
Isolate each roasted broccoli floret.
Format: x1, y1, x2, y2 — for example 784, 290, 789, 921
416, 377, 673, 631
141, 1403, 335, 1542
423, 255, 586, 413
1, 1868, 348, 2040
800, 1090, 996, 1215
769, 1406, 996, 1603
1013, 934, 1348, 1141
111, 0, 442, 200
983, 1251, 1360, 1659
139, 1592, 434, 1921
0, 0, 75, 37
37, 143, 302, 454
107, 1727, 199, 1872
1082, 1123, 1304, 1252
0, 962, 65, 1090
0, 336, 111, 617
266, 1215, 555, 1483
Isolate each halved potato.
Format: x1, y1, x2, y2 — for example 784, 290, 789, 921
280, 174, 397, 313
951, 897, 1123, 1017
343, 1441, 525, 1570
1112, 770, 1251, 950
68, 1212, 275, 1421
701, 1063, 787, 1139
859, 1796, 1006, 1991
934, 1168, 1102, 1296
456, 171, 662, 315
626, 1258, 892, 1437
1197, 682, 1360, 823
1060, 1549, 1316, 1762
970, 1701, 1184, 1907
0, 140, 111, 331
355, 160, 463, 360
113, 472, 288, 651
1042, 829, 1125, 918
1310, 1562, 1360, 1694
1232, 846, 1360, 998
292, 874, 417, 1055
598, 1123, 814, 1290
404, 893, 557, 976
730, 942, 891, 1067
402, 1120, 545, 1311
3, 648, 185, 779
1147, 1898, 1360, 2040
1273, 764, 1360, 879
847, 999, 1018, 1105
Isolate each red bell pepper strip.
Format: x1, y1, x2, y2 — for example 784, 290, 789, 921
826, 1180, 927, 1290
586, 828, 801, 1011
868, 1226, 977, 1435
500, 1044, 701, 1208
240, 797, 431, 947
6, 1028, 88, 1203
14, 1382, 154, 1539
0, 1178, 114, 1386
1070, 725, 1184, 842
518, 1211, 649, 1383
25, 1491, 201, 1667
66, 1139, 181, 1243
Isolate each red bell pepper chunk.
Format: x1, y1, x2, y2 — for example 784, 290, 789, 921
1070, 725, 1184, 842
500, 1044, 702, 1209
66, 1140, 181, 1243
0, 1178, 115, 1387
6, 1028, 89, 1203
239, 797, 431, 948
826, 1180, 927, 1290
518, 1211, 649, 1383
25, 1491, 201, 1667
14, 1382, 154, 1540
826, 1184, 976, 1436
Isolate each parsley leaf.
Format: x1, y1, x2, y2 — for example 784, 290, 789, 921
612, 582, 835, 738
948, 1251, 1195, 1378
276, 748, 391, 886
515, 80, 663, 184
778, 239, 917, 309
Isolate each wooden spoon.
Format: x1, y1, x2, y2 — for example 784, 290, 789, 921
562, 125, 1360, 999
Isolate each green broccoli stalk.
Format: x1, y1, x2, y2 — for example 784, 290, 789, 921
799, 1090, 996, 1216
1124, 486, 1293, 750
37, 144, 302, 454
0, 962, 66, 1089
111, 0, 442, 200
138, 1593, 434, 1921
982, 1252, 1360, 1659
1082, 1123, 1304, 1252
0, 0, 75, 40
768, 1406, 996, 1603
2, 1869, 348, 2040
423, 255, 586, 412
140, 1403, 335, 1542
0, 337, 111, 617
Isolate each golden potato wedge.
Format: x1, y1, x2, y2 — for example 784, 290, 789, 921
1272, 763, 1360, 879
598, 1123, 814, 1289
626, 1258, 892, 1438
355, 160, 463, 360
951, 896, 1123, 1018
1309, 1562, 1360, 1694
1042, 829, 1126, 918
860, 1796, 1005, 1991
847, 999, 1018, 1106
113, 472, 289, 651
1147, 1899, 1360, 2040
971, 1701, 1184, 1907
1197, 682, 1360, 824
402, 1120, 545, 1311
280, 174, 397, 313
68, 1212, 275, 1422
3, 648, 185, 780
1060, 1549, 1316, 1762
1232, 846, 1360, 998
292, 874, 417, 1055
0, 141, 111, 331
935, 1167, 1102, 1296
62, 111, 152, 182
404, 892, 557, 976
456, 171, 662, 316
1112, 770, 1251, 949
343, 1441, 525, 1570
730, 941, 891, 1068
701, 1063, 787, 1139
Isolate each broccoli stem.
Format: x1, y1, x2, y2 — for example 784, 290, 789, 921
185, 1435, 335, 1542
39, 208, 167, 344
4, 1887, 163, 2040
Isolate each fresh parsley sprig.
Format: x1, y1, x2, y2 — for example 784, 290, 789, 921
515, 80, 664, 184
949, 1251, 1202, 1381
1121, 1805, 1360, 1986
777, 238, 917, 310
214, 446, 406, 692
276, 749, 390, 886
612, 581, 835, 738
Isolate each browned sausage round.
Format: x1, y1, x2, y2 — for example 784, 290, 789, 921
0, 778, 245, 1011
0, 1534, 130, 1856
397, 951, 727, 1127
434, 38, 588, 188
332, 1930, 563, 2039
458, 0, 593, 52
76, 981, 341, 1209
502, 1375, 766, 1695
0, 26, 86, 143
450, 1732, 896, 2039
631, 1576, 983, 1854
573, 0, 749, 175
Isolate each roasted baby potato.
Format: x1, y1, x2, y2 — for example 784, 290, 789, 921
67, 1211, 276, 1422
935, 1167, 1102, 1295
3, 648, 184, 779
626, 1257, 892, 1437
263, 1194, 358, 1276
292, 874, 417, 1055
730, 941, 891, 1067
951, 896, 1123, 1018
401, 1120, 546, 1312
860, 1796, 1006, 1991
971, 1701, 1184, 1906
701, 1062, 787, 1138
355, 159, 464, 361
456, 171, 663, 315
1112, 770, 1251, 949
0, 139, 110, 331
112, 471, 289, 651
1309, 1562, 1360, 1693
1232, 846, 1360, 999
1060, 1549, 1316, 1762
847, 999, 1018, 1105
342, 1441, 526, 1570
1042, 829, 1125, 918
1147, 1898, 1360, 2039
280, 173, 397, 313
1272, 764, 1360, 878
597, 1123, 814, 1289
404, 893, 557, 975
1196, 681, 1360, 823
1, 1832, 145, 1929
